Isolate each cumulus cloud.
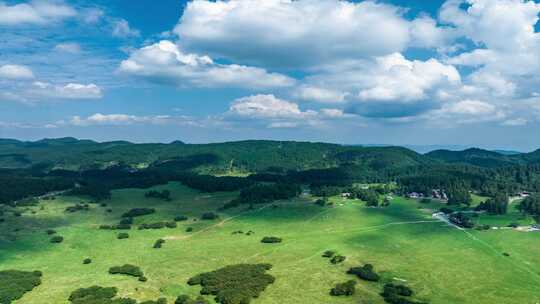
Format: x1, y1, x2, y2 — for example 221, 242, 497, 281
357, 53, 461, 102
173, 0, 442, 68
442, 0, 540, 97
31, 82, 102, 99
69, 113, 171, 126
112, 19, 140, 38
296, 53, 461, 118
228, 94, 315, 119
224, 94, 355, 129
54, 42, 81, 53
294, 86, 348, 103
0, 0, 76, 25
119, 40, 295, 89
430, 99, 505, 124
0, 64, 34, 79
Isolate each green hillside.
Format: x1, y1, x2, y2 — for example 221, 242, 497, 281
0, 138, 430, 173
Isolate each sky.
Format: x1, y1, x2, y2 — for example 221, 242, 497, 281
1, 0, 540, 151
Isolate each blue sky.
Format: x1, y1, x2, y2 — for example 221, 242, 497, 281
0, 0, 539, 151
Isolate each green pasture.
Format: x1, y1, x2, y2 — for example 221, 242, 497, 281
1, 182, 539, 304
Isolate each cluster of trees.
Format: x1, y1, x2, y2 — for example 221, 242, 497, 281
68, 285, 137, 304
260, 237, 282, 243
201, 212, 219, 220
138, 221, 177, 230
108, 264, 145, 281
224, 184, 300, 209
381, 283, 424, 304
330, 255, 346, 264
65, 203, 90, 213
187, 264, 275, 304
353, 189, 380, 207
145, 190, 171, 201
330, 280, 356, 296
449, 212, 475, 229
50, 236, 64, 243
475, 192, 508, 215
347, 264, 380, 282
174, 215, 188, 222
518, 194, 540, 218
0, 270, 42, 304
122, 208, 155, 218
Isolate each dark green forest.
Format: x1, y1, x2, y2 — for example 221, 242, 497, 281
1, 138, 540, 218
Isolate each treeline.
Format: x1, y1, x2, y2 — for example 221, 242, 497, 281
0, 171, 72, 205
223, 184, 301, 209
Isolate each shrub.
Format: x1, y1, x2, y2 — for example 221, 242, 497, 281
330, 280, 356, 296
261, 236, 282, 243
347, 264, 380, 282
186, 227, 193, 232
322, 250, 336, 258
83, 258, 92, 265
119, 217, 133, 225
145, 190, 171, 201
153, 239, 165, 249
330, 255, 346, 264
99, 223, 131, 230
138, 276, 148, 282
65, 204, 90, 213
140, 299, 167, 304
175, 295, 210, 304
165, 221, 177, 228
46, 229, 57, 235
117, 233, 129, 239
381, 283, 418, 304
174, 215, 188, 222
138, 221, 177, 230
187, 264, 275, 304
121, 208, 155, 218
201, 212, 219, 220
50, 236, 64, 243
0, 270, 42, 304
108, 264, 143, 278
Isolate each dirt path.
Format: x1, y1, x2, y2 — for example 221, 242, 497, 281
163, 203, 273, 241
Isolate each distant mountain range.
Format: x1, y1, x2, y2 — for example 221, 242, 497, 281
0, 137, 538, 172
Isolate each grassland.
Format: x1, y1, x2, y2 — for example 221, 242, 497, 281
1, 182, 539, 304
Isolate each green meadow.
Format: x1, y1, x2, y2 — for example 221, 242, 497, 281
1, 182, 539, 304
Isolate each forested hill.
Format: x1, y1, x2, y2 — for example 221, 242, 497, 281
0, 137, 431, 173
426, 148, 540, 168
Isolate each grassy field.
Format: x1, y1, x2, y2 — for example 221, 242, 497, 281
1, 183, 539, 304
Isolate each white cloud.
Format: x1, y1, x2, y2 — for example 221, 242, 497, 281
357, 53, 461, 102
320, 108, 345, 118
173, 0, 423, 68
112, 19, 140, 38
31, 82, 102, 99
69, 113, 170, 126
502, 118, 528, 126
409, 16, 456, 50
0, 0, 76, 25
442, 0, 540, 98
54, 42, 81, 54
0, 64, 34, 79
294, 86, 347, 103
119, 40, 295, 89
429, 99, 505, 124
228, 94, 315, 119
83, 8, 103, 24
